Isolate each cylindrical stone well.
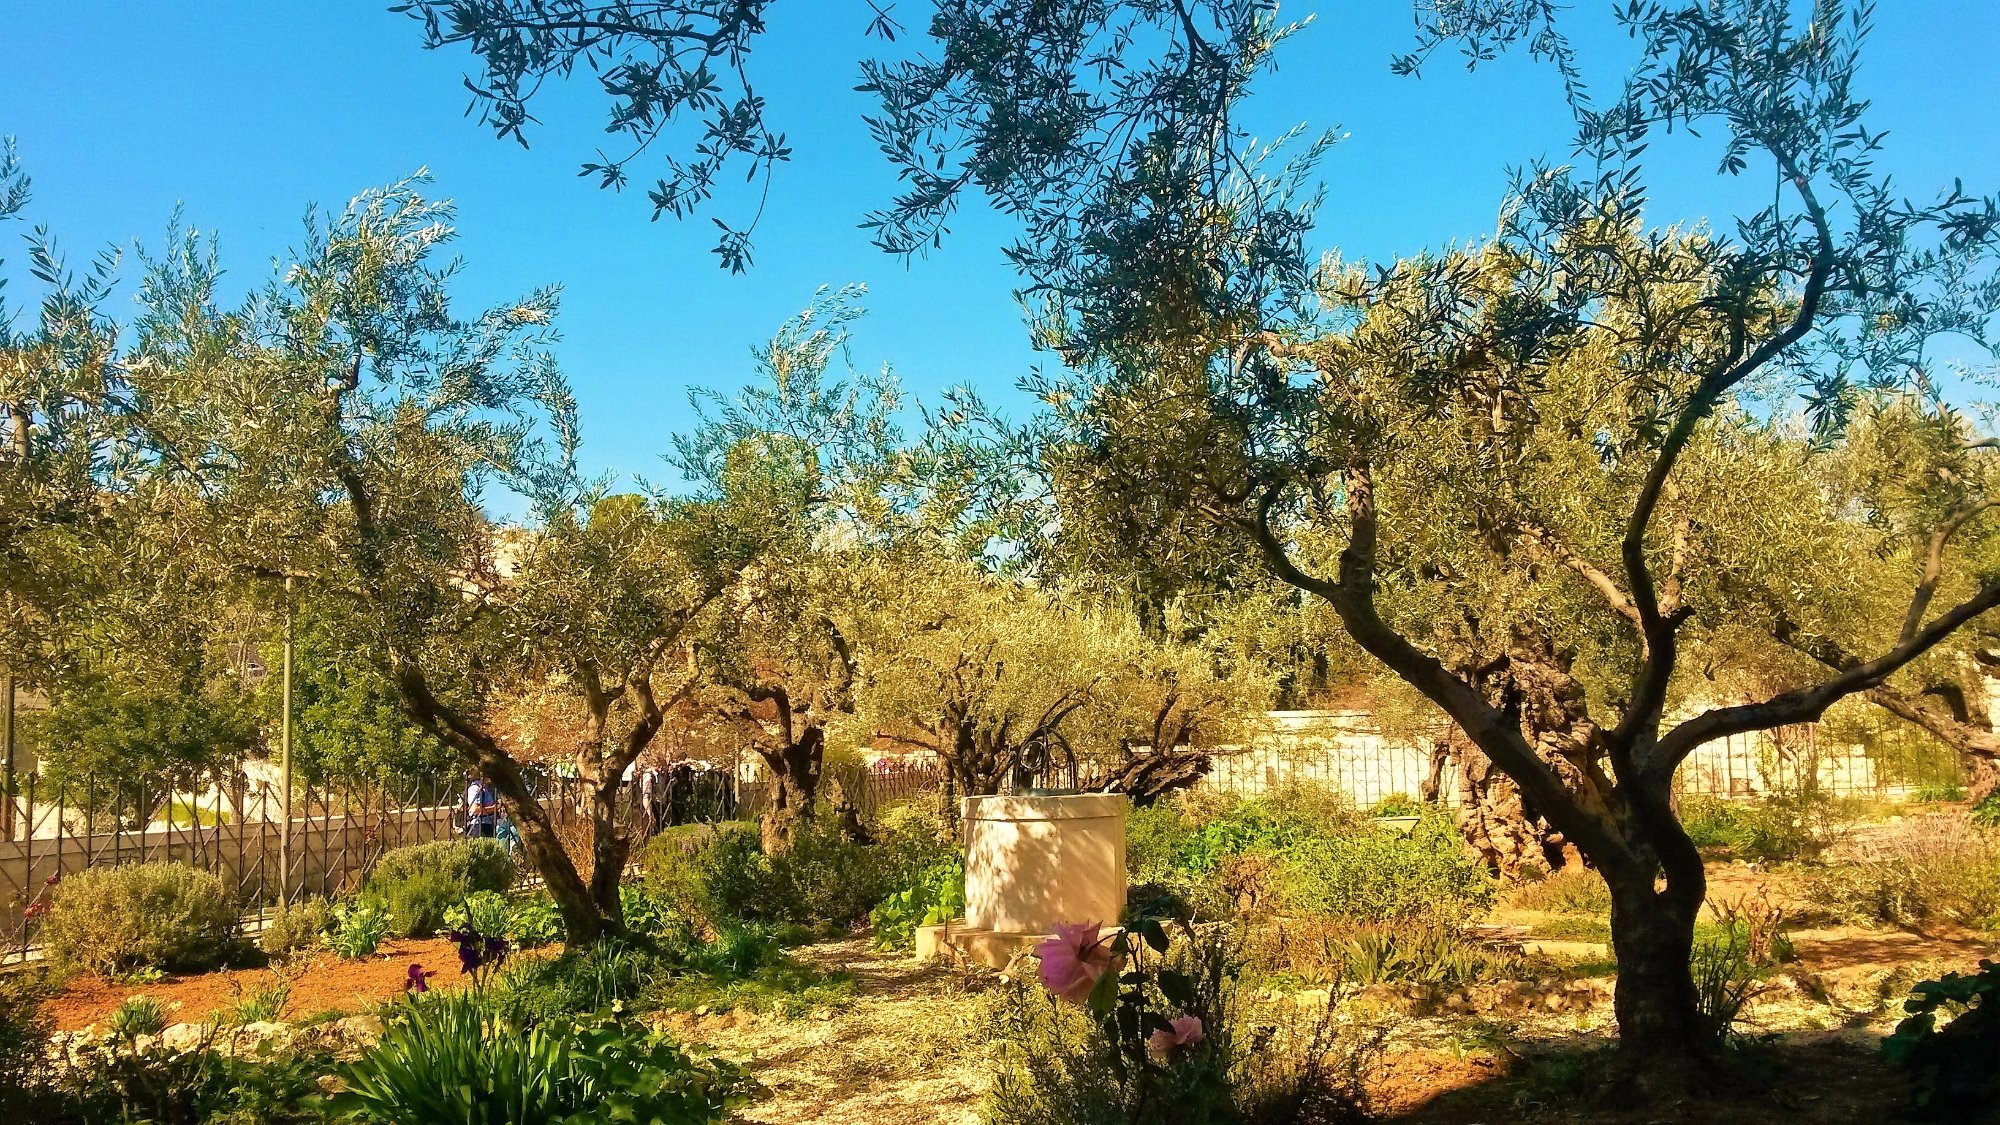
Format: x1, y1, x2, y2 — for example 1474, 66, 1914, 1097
962, 792, 1127, 934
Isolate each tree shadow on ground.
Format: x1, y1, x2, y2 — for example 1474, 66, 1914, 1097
1377, 1030, 1933, 1125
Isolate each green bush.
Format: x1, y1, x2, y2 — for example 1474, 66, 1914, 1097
642, 815, 905, 934
870, 859, 966, 950
332, 989, 753, 1125
442, 890, 513, 937
1678, 793, 1847, 863
260, 897, 333, 960
508, 895, 566, 948
108, 996, 171, 1041
1273, 810, 1492, 923
329, 900, 393, 959
40, 862, 241, 975
641, 824, 767, 933
362, 839, 515, 938
984, 918, 1373, 1125
46, 1038, 333, 1125
1805, 816, 2000, 930
0, 974, 55, 1112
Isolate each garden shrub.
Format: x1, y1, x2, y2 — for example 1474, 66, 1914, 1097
332, 989, 753, 1125
45, 1037, 333, 1125
1272, 809, 1492, 923
984, 918, 1373, 1125
1245, 917, 1525, 989
870, 858, 965, 950
1884, 959, 2000, 1117
1677, 792, 1849, 863
361, 839, 515, 938
0, 974, 55, 1113
40, 862, 240, 975
260, 896, 333, 960
107, 995, 171, 1041
329, 900, 393, 958
1501, 866, 1612, 916
641, 823, 767, 933
1127, 786, 1375, 922
507, 894, 565, 948
442, 890, 513, 938
642, 814, 907, 934
1805, 816, 2000, 930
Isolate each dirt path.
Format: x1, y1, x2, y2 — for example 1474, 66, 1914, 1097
657, 939, 995, 1125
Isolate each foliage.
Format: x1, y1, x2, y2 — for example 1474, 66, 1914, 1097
496, 942, 662, 1027
871, 859, 966, 951
271, 598, 456, 783
1805, 816, 2000, 931
43, 1037, 334, 1125
1677, 793, 1849, 863
1325, 923, 1524, 990
225, 975, 293, 1025
1883, 959, 2000, 1115
1272, 810, 1494, 924
1973, 792, 2000, 828
507, 894, 566, 949
1501, 867, 1612, 917
442, 890, 515, 939
0, 973, 55, 1112
986, 919, 1370, 1125
41, 862, 239, 975
362, 840, 516, 938
260, 897, 333, 960
36, 672, 260, 826
642, 815, 902, 934
332, 989, 753, 1125
1689, 930, 1764, 1046
107, 995, 170, 1041
328, 901, 393, 960
1365, 793, 1425, 819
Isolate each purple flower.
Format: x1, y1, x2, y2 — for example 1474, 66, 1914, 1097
405, 964, 433, 993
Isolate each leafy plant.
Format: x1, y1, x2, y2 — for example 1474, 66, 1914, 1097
1690, 930, 1765, 1045
226, 975, 293, 1025
332, 989, 753, 1125
870, 859, 965, 950
1366, 793, 1425, 818
1501, 867, 1611, 916
1273, 810, 1493, 923
1883, 959, 2000, 1115
496, 942, 662, 1026
40, 862, 240, 976
442, 890, 514, 938
261, 897, 334, 961
508, 895, 566, 948
329, 901, 393, 959
362, 839, 516, 938
107, 995, 171, 1041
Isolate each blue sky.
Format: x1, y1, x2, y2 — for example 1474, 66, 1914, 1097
5, 2, 1999, 488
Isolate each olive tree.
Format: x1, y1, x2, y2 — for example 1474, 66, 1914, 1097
1028, 1, 2000, 1082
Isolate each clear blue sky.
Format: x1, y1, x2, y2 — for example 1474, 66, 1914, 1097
5, 2, 1999, 488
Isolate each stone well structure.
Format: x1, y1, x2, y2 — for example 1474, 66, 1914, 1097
917, 792, 1127, 968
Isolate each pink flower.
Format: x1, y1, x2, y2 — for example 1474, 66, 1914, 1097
1036, 921, 1115, 1004
1147, 1014, 1206, 1060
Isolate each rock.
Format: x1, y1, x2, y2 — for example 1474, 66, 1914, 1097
159, 1022, 208, 1053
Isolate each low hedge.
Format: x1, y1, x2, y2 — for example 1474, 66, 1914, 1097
40, 862, 241, 975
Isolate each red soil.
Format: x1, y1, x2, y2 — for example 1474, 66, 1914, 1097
45, 938, 476, 1031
